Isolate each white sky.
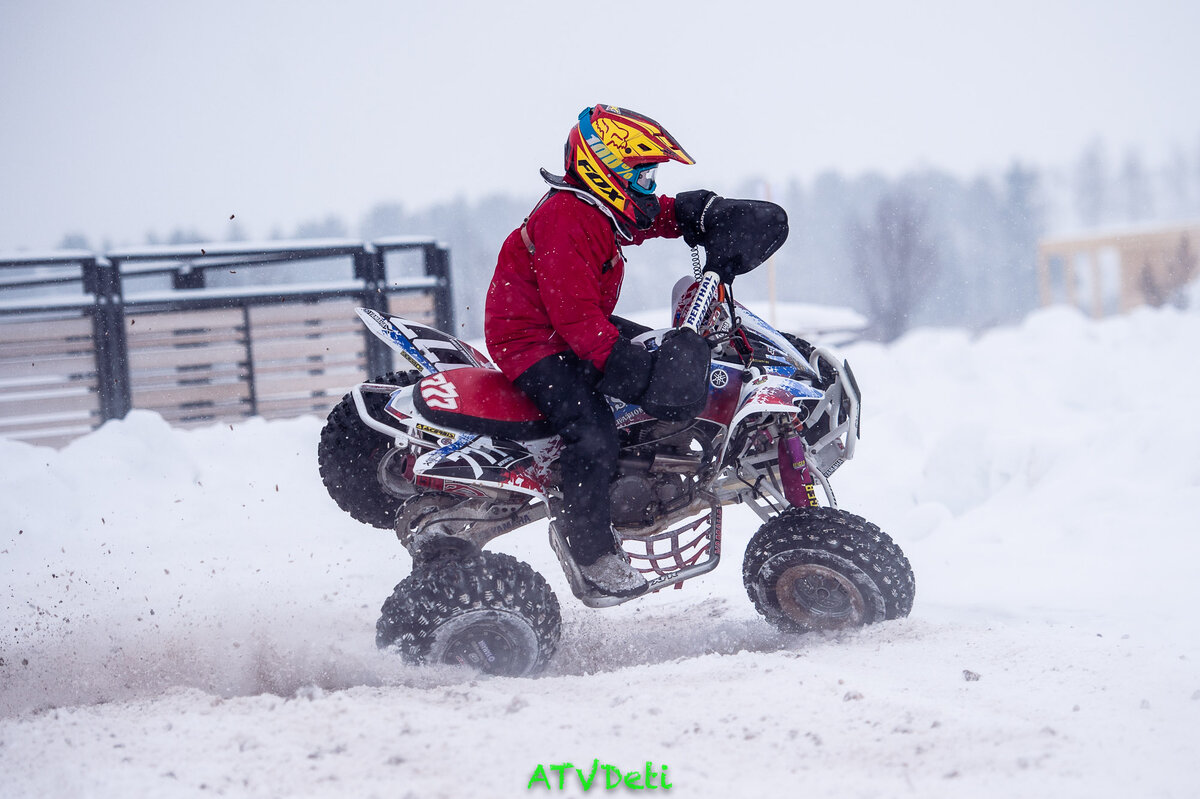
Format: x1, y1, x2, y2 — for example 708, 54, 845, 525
2, 0, 1199, 250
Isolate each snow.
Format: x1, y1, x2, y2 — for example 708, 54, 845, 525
104, 239, 369, 261
3, 303, 1200, 797
0, 250, 95, 266
118, 279, 384, 305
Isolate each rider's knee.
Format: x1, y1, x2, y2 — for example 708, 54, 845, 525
568, 425, 618, 467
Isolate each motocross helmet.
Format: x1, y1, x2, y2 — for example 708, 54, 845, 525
564, 104, 695, 230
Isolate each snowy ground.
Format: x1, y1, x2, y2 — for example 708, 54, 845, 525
3, 302, 1199, 798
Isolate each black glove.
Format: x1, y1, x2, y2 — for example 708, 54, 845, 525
639, 328, 711, 421
674, 189, 719, 248
674, 191, 789, 284
596, 336, 654, 404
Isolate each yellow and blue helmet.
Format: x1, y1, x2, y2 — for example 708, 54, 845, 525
564, 104, 695, 229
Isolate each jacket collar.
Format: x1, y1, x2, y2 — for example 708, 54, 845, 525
539, 169, 634, 241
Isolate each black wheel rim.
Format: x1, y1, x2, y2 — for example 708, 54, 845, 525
439, 616, 533, 676
775, 563, 866, 629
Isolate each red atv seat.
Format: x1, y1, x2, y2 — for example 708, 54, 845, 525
413, 367, 554, 440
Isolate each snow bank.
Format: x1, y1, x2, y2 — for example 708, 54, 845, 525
2, 304, 1199, 797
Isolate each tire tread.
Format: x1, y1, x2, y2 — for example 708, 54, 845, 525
742, 506, 915, 632
377, 550, 562, 675
317, 371, 418, 529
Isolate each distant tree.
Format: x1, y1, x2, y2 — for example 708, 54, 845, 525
1194, 133, 1200, 217
57, 233, 90, 250
293, 215, 348, 239
1139, 263, 1168, 308
360, 202, 406, 240
1137, 235, 1196, 310
846, 188, 940, 341
1161, 145, 1191, 220
1118, 149, 1154, 222
795, 170, 885, 310
999, 162, 1045, 316
1073, 140, 1110, 228
1170, 234, 1197, 308
167, 229, 206, 245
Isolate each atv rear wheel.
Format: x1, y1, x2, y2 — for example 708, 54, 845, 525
743, 507, 914, 633
377, 549, 561, 677
318, 371, 419, 529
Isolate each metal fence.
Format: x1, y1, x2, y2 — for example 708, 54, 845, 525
0, 238, 452, 447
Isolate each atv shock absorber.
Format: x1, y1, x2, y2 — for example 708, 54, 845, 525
778, 428, 820, 509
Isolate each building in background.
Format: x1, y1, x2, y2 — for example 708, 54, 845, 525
1038, 222, 1199, 317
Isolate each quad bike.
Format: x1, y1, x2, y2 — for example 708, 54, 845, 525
319, 249, 915, 677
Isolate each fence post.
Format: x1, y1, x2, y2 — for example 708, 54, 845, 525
172, 263, 205, 290
355, 246, 393, 378
425, 244, 455, 333
87, 258, 132, 421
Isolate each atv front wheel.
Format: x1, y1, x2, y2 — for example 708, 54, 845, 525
318, 371, 419, 529
377, 550, 561, 676
743, 507, 914, 633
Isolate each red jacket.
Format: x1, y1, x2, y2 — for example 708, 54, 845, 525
484, 190, 681, 381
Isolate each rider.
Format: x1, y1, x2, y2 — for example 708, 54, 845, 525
484, 104, 729, 597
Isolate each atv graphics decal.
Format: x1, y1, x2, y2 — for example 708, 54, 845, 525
355, 308, 490, 376
419, 372, 459, 410
733, 304, 820, 381
698, 363, 741, 424
413, 434, 552, 498
415, 422, 457, 442
391, 317, 490, 370
355, 308, 437, 374
413, 474, 489, 497
431, 433, 479, 459
608, 398, 655, 428
724, 374, 825, 444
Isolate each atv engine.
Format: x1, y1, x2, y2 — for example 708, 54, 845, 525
610, 420, 717, 534
610, 468, 691, 529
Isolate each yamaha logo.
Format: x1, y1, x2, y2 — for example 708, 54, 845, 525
710, 368, 729, 388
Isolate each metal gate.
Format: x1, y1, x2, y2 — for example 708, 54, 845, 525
0, 238, 453, 447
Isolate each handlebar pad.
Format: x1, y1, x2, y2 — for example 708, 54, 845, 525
640, 329, 711, 421
704, 199, 788, 282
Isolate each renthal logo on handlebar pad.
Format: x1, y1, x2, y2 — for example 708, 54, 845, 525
682, 273, 720, 332
419, 373, 459, 410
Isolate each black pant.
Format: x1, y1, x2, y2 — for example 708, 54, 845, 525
514, 351, 619, 566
